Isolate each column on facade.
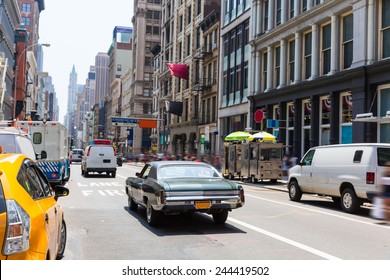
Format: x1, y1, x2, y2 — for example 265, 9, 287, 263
267, 0, 274, 31
255, 50, 261, 94
266, 46, 273, 91
281, 0, 288, 24
252, 0, 263, 37
310, 23, 319, 80
329, 91, 340, 144
279, 39, 287, 88
294, 0, 300, 17
292, 99, 302, 157
310, 95, 320, 148
330, 14, 339, 75
367, 0, 375, 64
294, 32, 302, 83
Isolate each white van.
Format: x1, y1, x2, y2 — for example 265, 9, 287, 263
81, 140, 117, 177
287, 143, 390, 213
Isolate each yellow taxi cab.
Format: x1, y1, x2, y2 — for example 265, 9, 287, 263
0, 152, 69, 260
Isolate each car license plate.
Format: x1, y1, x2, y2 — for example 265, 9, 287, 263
195, 201, 211, 209
103, 159, 111, 163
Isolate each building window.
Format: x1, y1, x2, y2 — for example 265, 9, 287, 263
179, 15, 183, 32
286, 103, 295, 155
320, 96, 331, 145
187, 6, 192, 25
187, 34, 191, 56
274, 45, 281, 87
303, 32, 312, 79
381, 0, 390, 59
22, 17, 31, 26
289, 0, 295, 19
301, 0, 307, 12
321, 23, 331, 75
342, 13, 353, 69
379, 86, 390, 142
276, 0, 282, 26
197, 0, 202, 15
22, 3, 31, 12
117, 64, 122, 72
263, 0, 269, 32
262, 51, 268, 92
302, 99, 311, 153
288, 40, 295, 84
340, 92, 352, 143
143, 103, 149, 114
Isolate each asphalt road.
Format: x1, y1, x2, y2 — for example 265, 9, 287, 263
60, 163, 390, 260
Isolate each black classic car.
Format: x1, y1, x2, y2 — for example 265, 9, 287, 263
125, 161, 245, 226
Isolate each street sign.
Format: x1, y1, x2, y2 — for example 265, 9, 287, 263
111, 117, 139, 124
267, 119, 279, 128
254, 109, 264, 123
112, 122, 138, 127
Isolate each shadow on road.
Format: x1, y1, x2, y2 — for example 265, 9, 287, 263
123, 206, 247, 236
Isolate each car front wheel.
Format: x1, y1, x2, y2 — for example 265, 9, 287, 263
288, 180, 302, 201
212, 209, 229, 224
56, 219, 67, 260
128, 196, 138, 211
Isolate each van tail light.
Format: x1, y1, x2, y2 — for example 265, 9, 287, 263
114, 148, 117, 156
366, 172, 375, 184
4, 200, 30, 255
239, 186, 245, 203
87, 149, 90, 156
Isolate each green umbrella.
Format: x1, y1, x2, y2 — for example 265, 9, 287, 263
224, 131, 251, 141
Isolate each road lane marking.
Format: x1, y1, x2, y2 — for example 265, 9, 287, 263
81, 190, 126, 196
227, 217, 341, 260
245, 193, 389, 227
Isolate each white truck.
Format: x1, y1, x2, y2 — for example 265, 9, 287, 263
20, 121, 70, 186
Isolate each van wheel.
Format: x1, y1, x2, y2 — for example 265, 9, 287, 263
288, 181, 302, 201
112, 171, 116, 178
341, 188, 360, 213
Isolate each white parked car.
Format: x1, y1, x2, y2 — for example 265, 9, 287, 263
81, 140, 117, 177
288, 143, 390, 213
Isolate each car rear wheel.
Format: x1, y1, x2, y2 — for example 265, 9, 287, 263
56, 219, 67, 260
128, 196, 138, 211
146, 200, 161, 226
288, 180, 302, 201
212, 210, 229, 224
341, 188, 360, 213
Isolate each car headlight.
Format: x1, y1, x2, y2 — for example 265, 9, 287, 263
3, 200, 30, 255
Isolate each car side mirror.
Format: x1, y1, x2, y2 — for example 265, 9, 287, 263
136, 172, 141, 178
53, 186, 69, 200
41, 150, 47, 159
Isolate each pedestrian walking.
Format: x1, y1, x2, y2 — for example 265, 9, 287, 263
372, 162, 390, 224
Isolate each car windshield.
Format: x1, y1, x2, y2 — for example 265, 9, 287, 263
158, 165, 221, 179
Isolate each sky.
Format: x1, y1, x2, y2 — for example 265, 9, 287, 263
38, 0, 134, 123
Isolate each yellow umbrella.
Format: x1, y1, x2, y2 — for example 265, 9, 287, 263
224, 131, 251, 141
247, 131, 277, 142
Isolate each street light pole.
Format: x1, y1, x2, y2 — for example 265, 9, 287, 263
13, 43, 50, 120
